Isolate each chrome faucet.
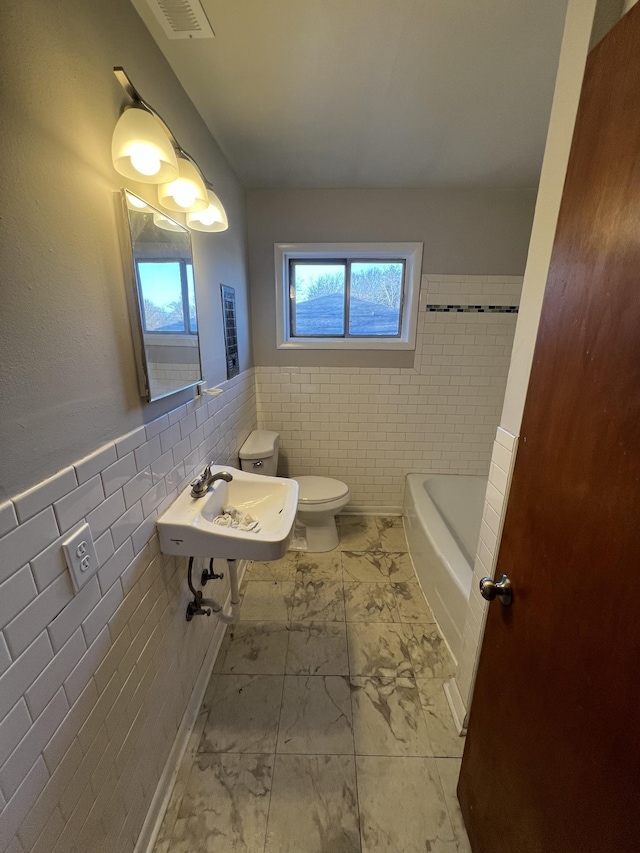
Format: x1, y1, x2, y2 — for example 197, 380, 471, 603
190, 466, 233, 499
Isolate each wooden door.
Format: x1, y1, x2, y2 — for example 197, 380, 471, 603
457, 7, 640, 852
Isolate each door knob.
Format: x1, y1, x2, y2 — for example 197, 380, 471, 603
479, 574, 513, 606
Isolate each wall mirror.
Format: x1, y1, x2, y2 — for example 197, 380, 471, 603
120, 190, 203, 402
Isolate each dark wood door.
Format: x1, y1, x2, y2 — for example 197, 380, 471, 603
457, 7, 640, 852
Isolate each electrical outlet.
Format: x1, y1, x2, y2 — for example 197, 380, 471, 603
63, 522, 99, 592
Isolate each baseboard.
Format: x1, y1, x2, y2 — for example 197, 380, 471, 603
340, 505, 403, 516
134, 560, 247, 853
444, 677, 468, 736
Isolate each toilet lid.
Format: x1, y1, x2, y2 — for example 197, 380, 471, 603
294, 476, 349, 505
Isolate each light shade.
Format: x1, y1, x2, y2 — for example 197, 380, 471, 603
112, 107, 178, 182
153, 211, 187, 233
186, 189, 229, 232
158, 156, 208, 213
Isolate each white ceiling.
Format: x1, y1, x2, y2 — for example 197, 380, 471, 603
131, 0, 569, 189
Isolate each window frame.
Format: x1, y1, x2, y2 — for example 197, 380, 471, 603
275, 243, 422, 350
135, 257, 198, 336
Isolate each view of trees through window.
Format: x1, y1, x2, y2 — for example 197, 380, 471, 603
291, 260, 404, 336
137, 260, 197, 333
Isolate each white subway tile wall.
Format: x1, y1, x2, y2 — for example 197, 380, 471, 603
256, 275, 522, 511
454, 426, 518, 710
0, 370, 256, 853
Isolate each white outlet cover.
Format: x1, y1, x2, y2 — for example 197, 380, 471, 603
63, 522, 99, 592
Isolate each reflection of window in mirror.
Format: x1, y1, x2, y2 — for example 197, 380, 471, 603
136, 259, 197, 334
119, 190, 203, 402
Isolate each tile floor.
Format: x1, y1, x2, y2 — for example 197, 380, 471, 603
153, 516, 471, 853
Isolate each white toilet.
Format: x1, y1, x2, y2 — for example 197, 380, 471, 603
239, 430, 350, 552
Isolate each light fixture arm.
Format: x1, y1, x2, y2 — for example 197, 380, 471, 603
114, 68, 174, 142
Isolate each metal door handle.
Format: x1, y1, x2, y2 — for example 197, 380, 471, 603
479, 574, 513, 606
253, 460, 263, 467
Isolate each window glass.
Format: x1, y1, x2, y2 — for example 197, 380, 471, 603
349, 262, 403, 336
137, 261, 185, 332
291, 262, 346, 336
275, 242, 421, 350
186, 263, 198, 333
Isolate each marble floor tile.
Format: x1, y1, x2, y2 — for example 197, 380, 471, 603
240, 581, 294, 621
277, 676, 354, 755
436, 757, 472, 853
286, 622, 349, 675
200, 673, 220, 715
417, 678, 465, 758
291, 550, 343, 581
407, 625, 456, 679
357, 756, 456, 853
344, 582, 399, 622
153, 712, 208, 853
351, 677, 432, 756
199, 674, 283, 754
342, 550, 417, 583
218, 622, 290, 675
289, 578, 345, 621
338, 515, 382, 551
392, 581, 436, 623
376, 517, 409, 552
247, 553, 297, 581
212, 630, 231, 675
168, 752, 274, 853
384, 551, 418, 582
265, 754, 360, 853
376, 515, 403, 528
347, 622, 413, 677
155, 515, 467, 852
342, 550, 389, 582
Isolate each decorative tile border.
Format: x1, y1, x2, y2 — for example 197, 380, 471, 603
426, 305, 519, 313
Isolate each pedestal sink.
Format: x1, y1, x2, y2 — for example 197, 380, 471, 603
157, 465, 299, 562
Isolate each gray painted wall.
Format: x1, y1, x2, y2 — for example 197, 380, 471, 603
590, 0, 625, 47
246, 188, 537, 368
0, 0, 252, 499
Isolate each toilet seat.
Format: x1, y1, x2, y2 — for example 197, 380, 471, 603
294, 476, 349, 505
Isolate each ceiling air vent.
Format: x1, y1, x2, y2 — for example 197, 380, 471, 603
143, 0, 215, 39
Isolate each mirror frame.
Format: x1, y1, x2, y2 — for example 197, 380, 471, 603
117, 189, 204, 402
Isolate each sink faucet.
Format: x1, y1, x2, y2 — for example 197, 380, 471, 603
190, 466, 233, 499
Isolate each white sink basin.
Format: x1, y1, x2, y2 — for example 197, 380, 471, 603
157, 465, 299, 561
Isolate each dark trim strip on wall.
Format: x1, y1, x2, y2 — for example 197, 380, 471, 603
426, 304, 519, 313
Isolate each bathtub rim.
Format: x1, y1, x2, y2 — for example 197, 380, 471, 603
405, 473, 478, 602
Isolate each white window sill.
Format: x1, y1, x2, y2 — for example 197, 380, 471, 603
277, 338, 415, 350
143, 334, 199, 347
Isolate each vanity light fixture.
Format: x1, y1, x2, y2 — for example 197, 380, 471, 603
186, 188, 229, 232
158, 155, 208, 213
112, 67, 228, 226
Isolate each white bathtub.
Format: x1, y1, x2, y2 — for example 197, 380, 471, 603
404, 474, 487, 663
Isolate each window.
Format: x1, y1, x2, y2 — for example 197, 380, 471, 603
136, 259, 197, 334
275, 243, 422, 350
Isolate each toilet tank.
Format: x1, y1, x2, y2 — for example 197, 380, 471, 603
239, 430, 280, 476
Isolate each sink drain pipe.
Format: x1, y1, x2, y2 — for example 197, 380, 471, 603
186, 556, 241, 624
